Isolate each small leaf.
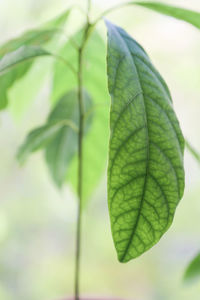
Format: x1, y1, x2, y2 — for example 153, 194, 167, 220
17, 123, 62, 164
52, 29, 109, 200
184, 252, 200, 282
134, 1, 200, 29
106, 21, 185, 262
45, 89, 93, 187
17, 89, 93, 188
0, 46, 50, 75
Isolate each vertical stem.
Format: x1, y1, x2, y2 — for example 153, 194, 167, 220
75, 18, 93, 300
75, 45, 84, 300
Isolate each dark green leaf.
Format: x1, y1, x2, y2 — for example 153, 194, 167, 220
184, 253, 200, 282
134, 1, 200, 29
53, 29, 109, 200
0, 46, 50, 75
106, 21, 185, 262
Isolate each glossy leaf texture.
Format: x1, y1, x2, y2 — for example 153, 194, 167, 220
134, 1, 200, 29
0, 46, 50, 75
52, 29, 109, 201
106, 21, 185, 262
17, 89, 93, 188
0, 9, 70, 109
184, 253, 200, 282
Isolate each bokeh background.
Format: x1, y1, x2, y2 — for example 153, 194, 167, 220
0, 0, 200, 299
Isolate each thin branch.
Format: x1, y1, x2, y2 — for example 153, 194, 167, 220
52, 53, 77, 75
185, 139, 200, 165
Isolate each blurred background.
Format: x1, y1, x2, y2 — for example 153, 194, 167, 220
0, 0, 200, 299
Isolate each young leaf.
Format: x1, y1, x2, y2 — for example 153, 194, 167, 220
0, 46, 50, 75
17, 122, 66, 164
45, 89, 93, 187
17, 89, 93, 188
184, 253, 200, 282
134, 2, 200, 29
106, 21, 185, 263
52, 29, 109, 200
0, 10, 70, 109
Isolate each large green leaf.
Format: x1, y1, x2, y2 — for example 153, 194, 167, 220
52, 29, 109, 200
0, 10, 70, 109
106, 21, 185, 263
134, 2, 200, 29
184, 252, 200, 282
0, 46, 50, 75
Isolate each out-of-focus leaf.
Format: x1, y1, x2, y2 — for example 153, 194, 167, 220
52, 29, 109, 201
17, 89, 93, 188
134, 2, 200, 29
184, 253, 200, 282
0, 9, 70, 110
17, 123, 63, 164
45, 89, 93, 188
185, 140, 200, 165
0, 46, 50, 75
106, 21, 185, 262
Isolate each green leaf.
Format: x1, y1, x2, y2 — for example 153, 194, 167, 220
0, 46, 50, 75
17, 123, 63, 164
134, 1, 200, 29
18, 89, 93, 189
106, 21, 185, 263
52, 29, 109, 200
45, 89, 93, 188
185, 140, 200, 165
0, 10, 70, 110
184, 253, 200, 282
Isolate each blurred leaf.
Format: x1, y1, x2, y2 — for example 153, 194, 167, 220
45, 89, 93, 188
184, 252, 200, 282
52, 29, 109, 200
17, 89, 93, 188
135, 2, 200, 29
17, 123, 64, 164
0, 9, 70, 110
106, 21, 185, 262
0, 46, 50, 75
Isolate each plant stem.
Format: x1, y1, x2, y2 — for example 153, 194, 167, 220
75, 18, 93, 300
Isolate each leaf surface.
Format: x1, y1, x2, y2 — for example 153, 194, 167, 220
106, 21, 185, 262
134, 1, 200, 29
184, 253, 200, 282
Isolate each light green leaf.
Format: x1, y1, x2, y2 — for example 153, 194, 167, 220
17, 123, 63, 164
185, 140, 200, 165
0, 10, 70, 110
134, 1, 200, 29
106, 21, 185, 263
45, 89, 93, 188
0, 46, 50, 75
53, 29, 109, 200
184, 253, 200, 282
17, 89, 93, 188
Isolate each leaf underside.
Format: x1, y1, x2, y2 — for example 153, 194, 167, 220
106, 21, 185, 263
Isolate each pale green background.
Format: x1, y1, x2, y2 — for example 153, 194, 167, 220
0, 0, 200, 299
